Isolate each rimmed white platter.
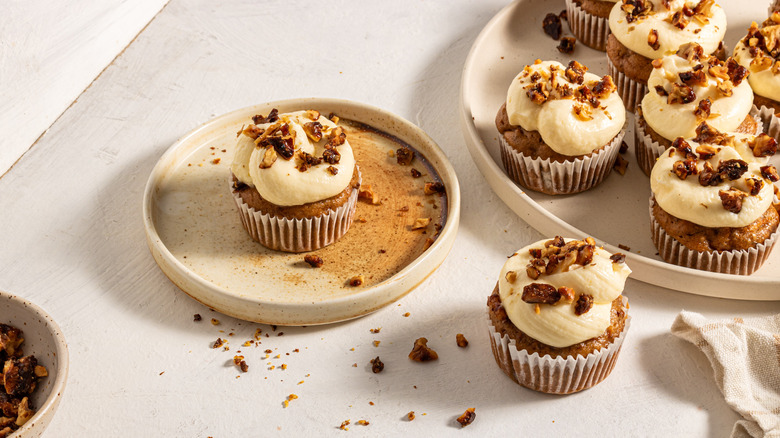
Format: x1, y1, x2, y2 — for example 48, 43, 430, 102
460, 0, 780, 300
144, 98, 460, 324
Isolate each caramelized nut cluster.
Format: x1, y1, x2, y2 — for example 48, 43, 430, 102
0, 324, 48, 435
652, 44, 749, 111
741, 17, 780, 75
666, 123, 778, 213
623, 0, 714, 26
511, 237, 625, 316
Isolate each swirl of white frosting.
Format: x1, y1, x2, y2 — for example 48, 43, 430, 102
498, 239, 631, 348
642, 53, 754, 141
650, 135, 774, 228
734, 39, 780, 102
506, 61, 626, 156
231, 111, 356, 206
608, 0, 727, 59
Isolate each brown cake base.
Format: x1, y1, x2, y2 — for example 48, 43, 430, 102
486, 284, 630, 394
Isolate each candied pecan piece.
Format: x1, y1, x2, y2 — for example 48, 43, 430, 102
456, 334, 469, 348
3, 356, 37, 396
526, 82, 549, 105
748, 134, 778, 157
672, 159, 699, 180
358, 185, 381, 205
761, 165, 780, 182
528, 248, 543, 258
694, 122, 733, 146
303, 254, 323, 268
557, 37, 576, 54
326, 126, 346, 147
726, 58, 749, 86
408, 338, 438, 362
619, 141, 629, 154
572, 104, 593, 121
327, 165, 338, 175
576, 85, 600, 108
241, 124, 263, 139
565, 61, 587, 85
717, 80, 734, 97
591, 76, 617, 99
695, 144, 718, 160
679, 70, 707, 87
546, 236, 565, 248
647, 29, 660, 50
542, 13, 562, 40
522, 283, 561, 304
370, 356, 384, 373
322, 148, 341, 164
558, 286, 576, 302
411, 218, 431, 230
407, 411, 416, 421
258, 147, 278, 169
253, 108, 279, 124
667, 83, 696, 104
233, 355, 248, 372
525, 265, 541, 280
717, 159, 748, 181
614, 155, 629, 175
693, 98, 712, 122
424, 182, 445, 195
693, 0, 715, 17
610, 253, 627, 263
0, 324, 23, 357
654, 85, 668, 97
505, 270, 518, 283
396, 147, 414, 165
410, 168, 422, 178
302, 121, 323, 142
698, 161, 721, 186
574, 294, 594, 316
348, 275, 365, 287
672, 137, 696, 159
296, 151, 322, 172
15, 397, 34, 428
746, 178, 764, 196
456, 408, 476, 427
575, 244, 595, 265
676, 42, 704, 62
670, 10, 689, 29
719, 188, 746, 213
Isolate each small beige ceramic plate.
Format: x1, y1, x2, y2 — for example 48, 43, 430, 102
143, 98, 460, 325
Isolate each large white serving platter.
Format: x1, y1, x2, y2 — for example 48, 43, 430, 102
460, 0, 780, 300
144, 98, 460, 324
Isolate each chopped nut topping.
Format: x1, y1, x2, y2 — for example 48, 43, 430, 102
698, 161, 720, 186
619, 141, 629, 154
565, 61, 587, 85
370, 357, 384, 373
322, 148, 341, 164
505, 270, 518, 283
457, 408, 476, 427
622, 0, 653, 23
253, 108, 279, 124
521, 283, 561, 304
672, 159, 699, 180
407, 411, 416, 421
327, 165, 339, 175
610, 253, 627, 263
748, 134, 778, 157
746, 178, 764, 196
526, 82, 549, 105
672, 137, 696, 159
326, 126, 346, 148
669, 10, 690, 29
557, 37, 576, 54
572, 104, 593, 121
348, 275, 365, 287
695, 144, 718, 160
591, 76, 617, 99
761, 165, 780, 182
408, 338, 438, 362
424, 182, 446, 195
410, 168, 422, 178
302, 121, 323, 142
693, 122, 734, 146
411, 218, 431, 230
233, 355, 249, 372
719, 188, 746, 213
296, 151, 322, 172
542, 13, 562, 40
679, 70, 708, 87
558, 286, 576, 302
667, 83, 696, 104
305, 110, 320, 121
676, 42, 704, 62
358, 185, 381, 205
652, 58, 664, 69
574, 294, 594, 315
303, 254, 323, 268
614, 155, 629, 175
258, 147, 278, 169
647, 29, 660, 50
396, 147, 415, 165
693, 98, 712, 122
456, 334, 469, 348
193, 314, 202, 322
716, 80, 734, 97
726, 58, 749, 86
328, 112, 339, 124
717, 159, 749, 181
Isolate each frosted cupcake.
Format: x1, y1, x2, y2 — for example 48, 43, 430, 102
496, 60, 626, 195
607, 0, 727, 112
565, 0, 619, 51
650, 123, 779, 274
733, 14, 780, 141
635, 43, 759, 175
231, 109, 360, 253
487, 236, 632, 394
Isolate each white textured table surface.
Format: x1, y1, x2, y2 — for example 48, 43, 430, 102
2, 0, 780, 436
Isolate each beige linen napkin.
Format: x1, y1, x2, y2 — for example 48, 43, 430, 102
671, 311, 780, 438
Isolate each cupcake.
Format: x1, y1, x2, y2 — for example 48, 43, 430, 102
565, 0, 618, 51
230, 109, 361, 253
635, 43, 759, 176
607, 0, 728, 112
496, 60, 626, 195
649, 123, 780, 274
733, 14, 780, 141
772, 1, 780, 13
487, 236, 632, 394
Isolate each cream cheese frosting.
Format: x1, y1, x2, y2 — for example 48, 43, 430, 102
608, 0, 727, 59
231, 110, 356, 206
642, 48, 754, 141
506, 60, 626, 156
650, 132, 776, 228
733, 20, 780, 102
498, 238, 631, 348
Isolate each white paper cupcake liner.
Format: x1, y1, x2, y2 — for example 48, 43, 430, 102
754, 104, 780, 141
649, 196, 778, 275
499, 126, 625, 195
607, 55, 646, 113
231, 169, 361, 253
770, 0, 780, 14
635, 110, 764, 177
486, 303, 630, 394
565, 0, 610, 52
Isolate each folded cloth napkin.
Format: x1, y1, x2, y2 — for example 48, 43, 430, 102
671, 311, 780, 438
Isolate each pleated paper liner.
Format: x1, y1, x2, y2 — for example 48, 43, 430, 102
755, 104, 780, 141
607, 55, 646, 113
487, 302, 630, 394
649, 196, 778, 275
634, 108, 764, 177
499, 126, 625, 195
565, 0, 610, 52
231, 168, 361, 253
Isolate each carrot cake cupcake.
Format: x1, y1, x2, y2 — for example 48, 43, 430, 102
496, 60, 626, 195
231, 109, 360, 253
733, 14, 780, 141
607, 0, 727, 112
487, 236, 632, 394
565, 0, 618, 51
650, 123, 780, 274
635, 43, 759, 175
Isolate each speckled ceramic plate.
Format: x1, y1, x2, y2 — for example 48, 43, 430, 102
460, 0, 780, 300
0, 290, 68, 437
143, 98, 460, 324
